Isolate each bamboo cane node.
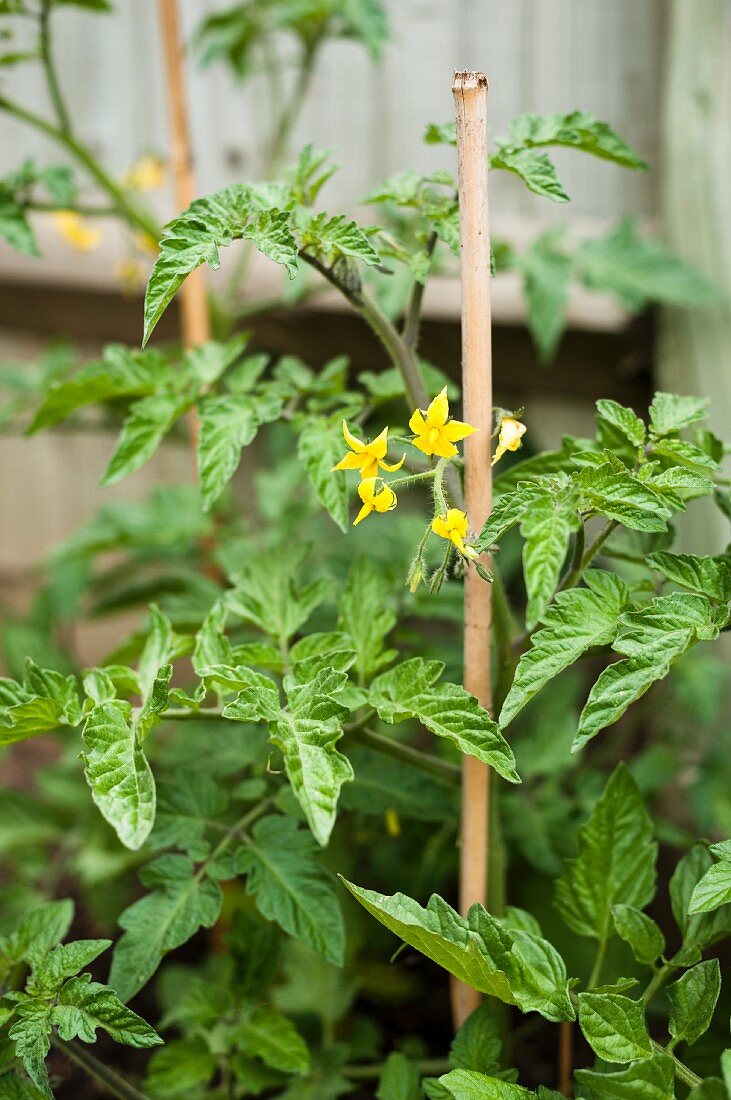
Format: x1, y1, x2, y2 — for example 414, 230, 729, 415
452, 70, 489, 94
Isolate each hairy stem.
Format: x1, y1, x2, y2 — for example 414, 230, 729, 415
402, 229, 438, 350
51, 1035, 151, 1100
354, 727, 459, 783
39, 0, 71, 133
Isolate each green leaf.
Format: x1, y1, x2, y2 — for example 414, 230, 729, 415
449, 1003, 502, 1074
575, 221, 716, 310
101, 393, 189, 486
0, 189, 38, 258
234, 1006, 310, 1074
507, 112, 647, 169
369, 658, 518, 783
424, 121, 457, 146
578, 991, 653, 1063
575, 593, 726, 749
51, 975, 162, 1046
576, 1053, 675, 1100
342, 882, 574, 1022
646, 552, 731, 603
8, 1002, 51, 1098
153, 770, 228, 857
520, 485, 579, 628
439, 1071, 528, 1099
236, 814, 345, 965
81, 700, 156, 850
652, 436, 721, 472
197, 393, 267, 510
579, 461, 672, 532
297, 416, 350, 532
228, 554, 328, 644
611, 905, 665, 965
475, 479, 555, 551
110, 853, 223, 1001
144, 1037, 217, 1098
596, 400, 646, 449
490, 148, 569, 202
649, 392, 709, 436
143, 187, 298, 343
688, 859, 731, 915
670, 844, 731, 955
28, 939, 110, 994
376, 1052, 422, 1100
339, 558, 396, 680
29, 344, 168, 433
555, 764, 656, 939
513, 232, 572, 361
298, 210, 381, 266
500, 570, 628, 727
668, 959, 721, 1046
0, 899, 73, 973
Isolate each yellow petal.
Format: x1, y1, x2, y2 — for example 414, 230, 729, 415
498, 418, 527, 451
430, 434, 459, 459
426, 386, 449, 428
491, 441, 507, 466
450, 530, 466, 554
373, 486, 397, 513
380, 454, 406, 472
332, 451, 366, 472
442, 419, 478, 443
357, 477, 379, 506
412, 434, 436, 456
353, 502, 372, 526
432, 515, 451, 539
447, 509, 469, 537
342, 420, 366, 454
409, 408, 426, 434
360, 456, 380, 480
369, 426, 389, 460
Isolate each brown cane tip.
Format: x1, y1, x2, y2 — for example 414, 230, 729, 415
452, 71, 489, 94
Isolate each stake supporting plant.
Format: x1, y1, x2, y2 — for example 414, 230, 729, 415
156, 0, 211, 376
452, 70, 493, 1028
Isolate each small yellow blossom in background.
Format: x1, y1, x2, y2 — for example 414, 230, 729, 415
432, 508, 478, 559
384, 808, 401, 837
353, 477, 397, 526
332, 420, 405, 481
409, 386, 476, 458
52, 211, 102, 252
134, 231, 159, 256
492, 415, 527, 466
123, 155, 165, 192
114, 258, 146, 293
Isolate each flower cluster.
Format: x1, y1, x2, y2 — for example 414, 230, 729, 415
331, 386, 526, 586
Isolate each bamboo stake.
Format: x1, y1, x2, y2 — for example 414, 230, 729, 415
157, 0, 211, 370
452, 70, 493, 1029
559, 1020, 573, 1095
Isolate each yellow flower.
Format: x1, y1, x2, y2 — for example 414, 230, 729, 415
134, 231, 159, 256
123, 155, 165, 192
332, 420, 405, 481
492, 416, 527, 466
409, 386, 476, 458
384, 808, 401, 837
353, 477, 397, 526
114, 258, 146, 293
52, 211, 101, 252
432, 508, 478, 559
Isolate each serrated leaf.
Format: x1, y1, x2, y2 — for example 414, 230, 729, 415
646, 552, 731, 603
236, 814, 345, 965
514, 231, 571, 361
652, 436, 720, 472
579, 461, 672, 532
449, 1003, 502, 1074
491, 148, 569, 202
144, 1037, 216, 1098
339, 558, 397, 680
110, 853, 223, 1001
8, 1002, 51, 1098
340, 746, 455, 821
671, 844, 731, 954
298, 210, 380, 266
28, 939, 110, 994
272, 669, 353, 845
196, 394, 262, 510
342, 882, 574, 1022
555, 765, 656, 939
0, 189, 38, 258
575, 593, 726, 749
476, 480, 552, 551
143, 186, 298, 343
578, 991, 653, 1063
439, 1072, 529, 1100
51, 975, 161, 1046
596, 400, 646, 448
152, 770, 228, 857
649, 392, 709, 436
81, 700, 155, 850
234, 1006, 310, 1074
0, 899, 73, 974
500, 570, 628, 727
667, 959, 721, 1046
576, 1053, 674, 1100
297, 416, 349, 531
520, 486, 579, 628
101, 393, 189, 486
611, 905, 665, 965
688, 859, 731, 915
507, 111, 647, 169
369, 658, 518, 783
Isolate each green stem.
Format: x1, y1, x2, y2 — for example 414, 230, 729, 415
343, 1057, 451, 1080
389, 469, 438, 490
353, 727, 459, 783
580, 519, 618, 572
269, 41, 319, 177
26, 201, 118, 216
0, 96, 161, 239
641, 962, 675, 1006
650, 1040, 702, 1089
39, 0, 71, 133
402, 229, 438, 350
50, 1035, 150, 1100
556, 523, 586, 593
588, 932, 609, 989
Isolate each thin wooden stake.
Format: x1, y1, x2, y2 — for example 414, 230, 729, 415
157, 0, 211, 368
452, 70, 493, 1029
559, 1020, 573, 1095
